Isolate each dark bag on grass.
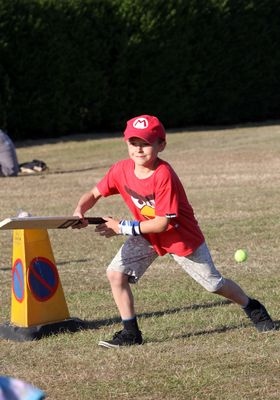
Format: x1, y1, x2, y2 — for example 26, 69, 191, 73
19, 159, 48, 174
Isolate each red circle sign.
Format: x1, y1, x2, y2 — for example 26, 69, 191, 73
27, 257, 59, 301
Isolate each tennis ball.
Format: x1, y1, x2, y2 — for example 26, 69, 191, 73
18, 210, 31, 218
234, 249, 248, 263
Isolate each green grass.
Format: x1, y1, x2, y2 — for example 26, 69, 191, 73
0, 124, 279, 399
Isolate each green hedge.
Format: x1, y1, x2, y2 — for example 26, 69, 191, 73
0, 0, 280, 139
0, 0, 123, 138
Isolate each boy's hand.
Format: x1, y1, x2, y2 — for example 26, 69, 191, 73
95, 216, 119, 237
72, 211, 89, 229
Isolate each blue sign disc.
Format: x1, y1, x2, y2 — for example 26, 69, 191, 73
27, 257, 59, 302
12, 259, 25, 302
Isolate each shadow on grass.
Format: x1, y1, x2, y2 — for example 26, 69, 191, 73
81, 299, 232, 330
15, 119, 280, 149
17, 164, 109, 177
175, 319, 280, 340
1, 300, 277, 341
57, 258, 92, 266
0, 258, 91, 270
77, 300, 279, 339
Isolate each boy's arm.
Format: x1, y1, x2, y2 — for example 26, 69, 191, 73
138, 215, 169, 234
95, 215, 169, 238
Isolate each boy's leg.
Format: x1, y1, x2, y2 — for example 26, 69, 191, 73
214, 278, 248, 306
172, 242, 275, 332
99, 236, 158, 348
106, 271, 136, 320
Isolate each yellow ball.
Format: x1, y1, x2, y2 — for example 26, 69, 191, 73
234, 249, 248, 263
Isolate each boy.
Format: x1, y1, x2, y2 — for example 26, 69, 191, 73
73, 115, 275, 348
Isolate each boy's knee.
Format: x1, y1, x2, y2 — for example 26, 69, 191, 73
202, 277, 225, 293
106, 269, 127, 285
106, 269, 117, 281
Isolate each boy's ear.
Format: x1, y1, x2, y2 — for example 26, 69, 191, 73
158, 141, 166, 152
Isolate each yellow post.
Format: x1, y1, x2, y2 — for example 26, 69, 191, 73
11, 229, 69, 327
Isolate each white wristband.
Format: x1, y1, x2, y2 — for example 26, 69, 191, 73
118, 220, 141, 235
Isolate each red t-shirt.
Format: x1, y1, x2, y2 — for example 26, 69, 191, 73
97, 158, 205, 256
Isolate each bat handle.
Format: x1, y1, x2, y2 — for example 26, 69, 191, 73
86, 217, 106, 225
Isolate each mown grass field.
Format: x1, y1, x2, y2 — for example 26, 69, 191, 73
0, 124, 279, 399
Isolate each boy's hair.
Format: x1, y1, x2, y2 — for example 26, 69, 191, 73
124, 115, 166, 144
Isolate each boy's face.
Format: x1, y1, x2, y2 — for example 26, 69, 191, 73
127, 137, 166, 169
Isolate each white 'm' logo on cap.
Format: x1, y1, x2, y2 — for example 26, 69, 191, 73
133, 118, 148, 129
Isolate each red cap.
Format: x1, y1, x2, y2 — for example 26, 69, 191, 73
124, 115, 166, 144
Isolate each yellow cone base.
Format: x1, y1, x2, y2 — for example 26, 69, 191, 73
4, 228, 85, 341
0, 318, 86, 342
11, 229, 70, 327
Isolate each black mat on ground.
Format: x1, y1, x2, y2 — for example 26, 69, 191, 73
0, 318, 86, 341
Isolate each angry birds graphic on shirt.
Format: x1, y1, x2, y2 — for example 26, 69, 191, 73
124, 186, 155, 219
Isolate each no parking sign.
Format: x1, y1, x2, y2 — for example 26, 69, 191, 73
27, 257, 59, 302
12, 258, 25, 303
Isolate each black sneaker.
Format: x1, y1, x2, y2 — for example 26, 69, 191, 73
244, 299, 275, 332
98, 329, 143, 349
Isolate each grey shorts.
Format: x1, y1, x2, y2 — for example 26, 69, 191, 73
107, 236, 225, 292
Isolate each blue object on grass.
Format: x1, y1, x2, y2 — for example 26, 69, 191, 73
0, 376, 45, 400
